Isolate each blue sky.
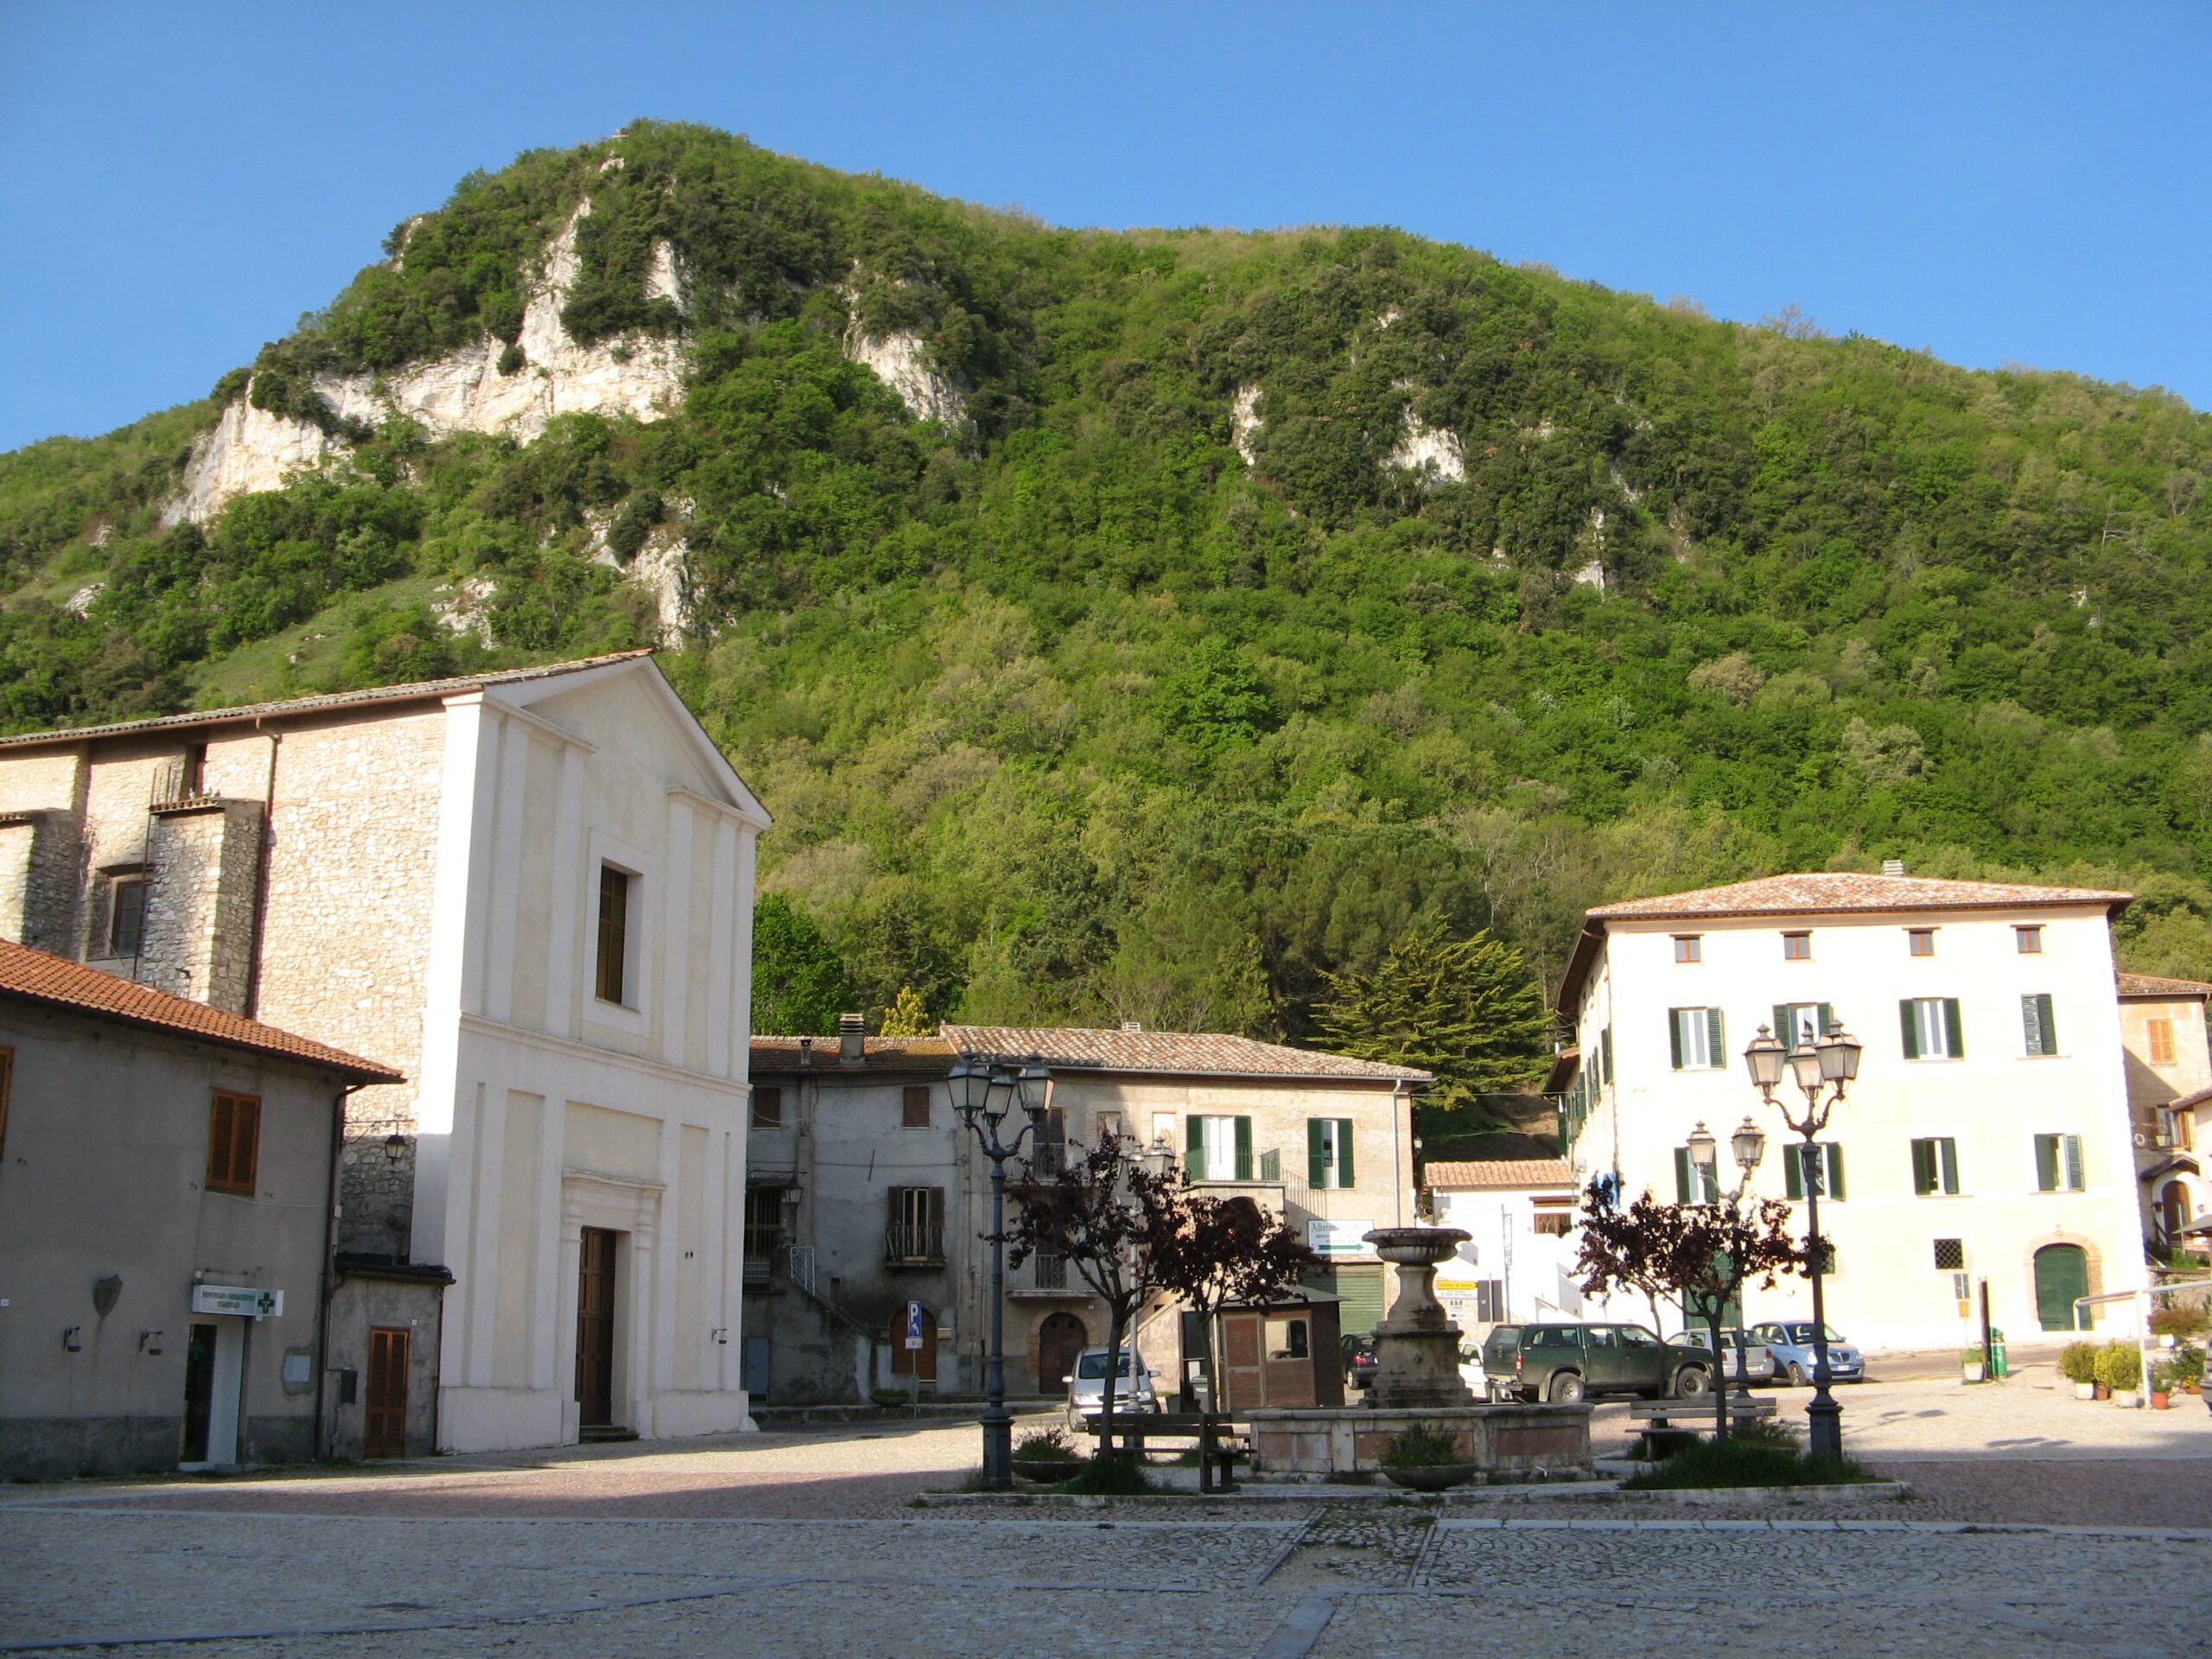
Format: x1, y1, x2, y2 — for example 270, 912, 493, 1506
2, 3, 2206, 452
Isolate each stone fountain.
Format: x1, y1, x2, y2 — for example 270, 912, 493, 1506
1362, 1225, 1475, 1408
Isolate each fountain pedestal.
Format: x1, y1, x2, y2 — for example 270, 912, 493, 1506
1362, 1225, 1476, 1408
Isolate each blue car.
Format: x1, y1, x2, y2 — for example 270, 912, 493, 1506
1748, 1320, 1866, 1385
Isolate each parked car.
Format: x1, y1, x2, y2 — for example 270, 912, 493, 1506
1342, 1333, 1379, 1391
1748, 1320, 1866, 1385
1479, 1321, 1715, 1404
1457, 1342, 1488, 1395
1665, 1327, 1778, 1384
1064, 1348, 1164, 1433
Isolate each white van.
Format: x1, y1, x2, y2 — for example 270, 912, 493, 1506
1063, 1348, 1163, 1433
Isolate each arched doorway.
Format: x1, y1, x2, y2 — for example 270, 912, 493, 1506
1037, 1312, 1087, 1394
2160, 1180, 2191, 1244
890, 1306, 938, 1382
2034, 1244, 2090, 1332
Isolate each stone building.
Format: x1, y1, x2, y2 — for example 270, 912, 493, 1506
0, 939, 401, 1479
0, 651, 768, 1452
742, 1020, 1424, 1408
2115, 972, 2209, 1255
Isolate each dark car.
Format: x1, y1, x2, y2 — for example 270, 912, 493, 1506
1341, 1333, 1379, 1391
1480, 1321, 1715, 1404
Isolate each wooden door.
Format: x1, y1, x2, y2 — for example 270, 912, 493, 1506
365, 1327, 410, 1459
1037, 1312, 1087, 1393
576, 1227, 618, 1427
180, 1323, 216, 1463
2034, 1243, 2089, 1332
1220, 1312, 1263, 1411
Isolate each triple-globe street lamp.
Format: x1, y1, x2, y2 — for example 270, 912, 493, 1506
1684, 1115, 1767, 1441
1740, 1018, 1862, 1463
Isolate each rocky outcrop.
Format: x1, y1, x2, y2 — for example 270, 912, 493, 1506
1231, 385, 1262, 466
429, 575, 497, 645
839, 276, 966, 428
1383, 407, 1465, 486
165, 200, 690, 525
585, 502, 693, 645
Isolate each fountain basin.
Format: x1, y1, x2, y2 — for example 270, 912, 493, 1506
1245, 1402, 1592, 1484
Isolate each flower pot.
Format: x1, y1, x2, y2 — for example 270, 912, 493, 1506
2113, 1389, 2142, 1409
1382, 1462, 1478, 1492
2074, 1382, 2098, 1401
2094, 1383, 2110, 1400
1961, 1363, 1985, 1383
2188, 1384, 2202, 1396
2152, 1391, 2172, 1410
1014, 1459, 1083, 1484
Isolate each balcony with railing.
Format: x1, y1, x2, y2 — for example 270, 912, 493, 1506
884, 1223, 946, 1266
1010, 1251, 1082, 1297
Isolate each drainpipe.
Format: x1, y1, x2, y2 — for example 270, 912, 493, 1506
313, 1080, 365, 1460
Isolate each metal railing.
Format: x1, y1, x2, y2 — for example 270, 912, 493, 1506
1034, 1253, 1067, 1290
884, 1224, 945, 1264
785, 1243, 815, 1295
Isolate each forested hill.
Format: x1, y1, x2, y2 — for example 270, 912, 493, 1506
4, 119, 2211, 1056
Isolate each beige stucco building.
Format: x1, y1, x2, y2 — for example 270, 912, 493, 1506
741, 1022, 1425, 1408
2116, 972, 2209, 1255
1554, 872, 2151, 1351
0, 652, 768, 1452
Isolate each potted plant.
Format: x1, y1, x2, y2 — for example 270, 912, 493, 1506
1011, 1427, 1084, 1484
2172, 1342, 2204, 1396
2096, 1341, 2142, 1408
1960, 1346, 1986, 1383
2059, 1341, 2100, 1400
2148, 1363, 2174, 1411
1378, 1422, 1478, 1492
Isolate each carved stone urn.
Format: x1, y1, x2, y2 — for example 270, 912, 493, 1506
1362, 1225, 1475, 1408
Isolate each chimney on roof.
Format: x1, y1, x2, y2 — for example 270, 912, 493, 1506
838, 1012, 866, 1066
797, 1037, 812, 1069
1121, 1021, 1142, 1033
1881, 858, 1907, 877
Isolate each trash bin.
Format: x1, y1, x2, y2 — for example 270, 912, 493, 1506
1989, 1329, 2007, 1379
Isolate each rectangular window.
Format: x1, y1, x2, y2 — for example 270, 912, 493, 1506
1782, 931, 1812, 961
108, 877, 149, 957
742, 1185, 784, 1262
901, 1085, 931, 1129
1910, 1136, 1961, 1197
1900, 997, 1963, 1060
1674, 935, 1702, 963
1907, 928, 1935, 957
1932, 1237, 1965, 1271
1532, 1210, 1573, 1236
2147, 1018, 2177, 1065
886, 1185, 946, 1261
594, 864, 631, 1005
2033, 1133, 2085, 1193
1186, 1114, 1252, 1181
1668, 1007, 1726, 1070
1307, 1117, 1356, 1189
1783, 1141, 1847, 1201
2020, 994, 2058, 1058
2015, 925, 2044, 955
750, 1085, 784, 1128
1672, 1146, 1721, 1205
207, 1090, 261, 1196
1771, 1002, 1833, 1050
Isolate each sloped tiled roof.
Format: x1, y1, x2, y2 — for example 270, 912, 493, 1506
0, 651, 657, 751
939, 1025, 1430, 1083
2117, 972, 2212, 1000
750, 1035, 957, 1074
1424, 1157, 1576, 1191
1586, 873, 2133, 922
0, 939, 403, 1082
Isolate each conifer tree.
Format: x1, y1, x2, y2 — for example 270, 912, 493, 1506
1309, 924, 1552, 1108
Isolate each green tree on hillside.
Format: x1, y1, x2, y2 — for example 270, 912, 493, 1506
1310, 925, 1553, 1109
752, 893, 857, 1035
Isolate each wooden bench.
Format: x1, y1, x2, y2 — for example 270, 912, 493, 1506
1627, 1397, 1777, 1459
1080, 1414, 1249, 1483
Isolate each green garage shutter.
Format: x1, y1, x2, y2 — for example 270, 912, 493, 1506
1316, 1263, 1387, 1339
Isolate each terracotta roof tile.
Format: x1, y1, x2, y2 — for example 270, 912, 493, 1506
2116, 972, 2212, 1000
0, 650, 657, 750
1585, 873, 2133, 922
750, 1036, 957, 1073
0, 939, 403, 1082
938, 1025, 1430, 1083
1423, 1157, 1577, 1191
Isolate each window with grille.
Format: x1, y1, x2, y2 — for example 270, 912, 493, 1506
2033, 1134, 2085, 1193
1910, 1136, 1960, 1196
1035, 1251, 1067, 1290
1674, 935, 1702, 963
901, 1085, 931, 1129
1933, 1237, 1965, 1271
108, 877, 148, 957
1669, 1007, 1726, 1070
595, 865, 632, 1005
743, 1186, 784, 1262
207, 1090, 261, 1196
1782, 931, 1812, 961
886, 1185, 945, 1261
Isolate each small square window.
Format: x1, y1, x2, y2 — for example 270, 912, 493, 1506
1907, 929, 1935, 957
1782, 932, 1812, 961
751, 1085, 783, 1129
2014, 925, 2044, 955
1932, 1237, 1965, 1271
1674, 936, 1702, 963
901, 1085, 931, 1129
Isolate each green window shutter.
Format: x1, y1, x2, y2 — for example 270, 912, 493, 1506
1307, 1118, 1327, 1188
2063, 1135, 2083, 1191
1706, 1007, 1726, 1069
1337, 1118, 1355, 1189
1186, 1114, 1205, 1181
1235, 1116, 1253, 1181
1675, 1147, 1693, 1203
2034, 1135, 2057, 1192
1774, 1004, 1793, 1048
1910, 1139, 1932, 1196
1900, 1001, 1920, 1061
1943, 999, 1964, 1058
2020, 994, 2041, 1056
2037, 995, 2056, 1056
1941, 1140, 1959, 1195
1669, 1010, 1684, 1071
1786, 1147, 1805, 1199
1600, 1026, 1613, 1084
1826, 1144, 1846, 1201
1816, 1002, 1834, 1039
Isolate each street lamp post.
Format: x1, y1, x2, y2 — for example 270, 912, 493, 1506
1685, 1116, 1768, 1442
946, 1052, 1049, 1491
1742, 1020, 1861, 1464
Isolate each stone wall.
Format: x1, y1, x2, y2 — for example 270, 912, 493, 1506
0, 811, 83, 955
138, 801, 264, 1013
